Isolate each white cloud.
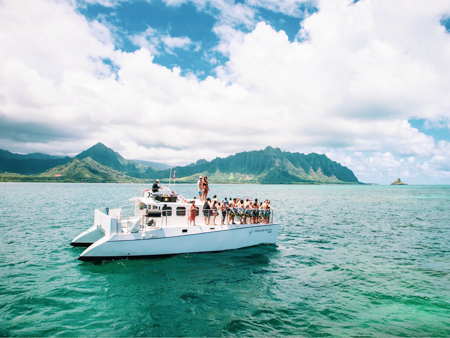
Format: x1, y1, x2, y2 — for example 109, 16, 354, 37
246, 0, 312, 17
1, 0, 450, 184
0, 0, 115, 84
162, 0, 256, 28
162, 36, 192, 49
131, 27, 198, 55
77, 0, 127, 7
212, 25, 245, 57
130, 27, 161, 55
430, 141, 450, 171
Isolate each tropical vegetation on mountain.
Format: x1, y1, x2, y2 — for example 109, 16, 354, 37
0, 143, 360, 184
0, 149, 71, 175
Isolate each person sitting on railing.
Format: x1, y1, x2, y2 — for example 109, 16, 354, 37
212, 200, 219, 225
245, 202, 254, 224
227, 199, 236, 225
203, 198, 212, 225
258, 202, 264, 223
237, 199, 246, 224
263, 200, 273, 223
246, 199, 256, 224
220, 200, 227, 225
250, 202, 258, 224
260, 200, 268, 223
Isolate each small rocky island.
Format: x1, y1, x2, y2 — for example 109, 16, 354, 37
391, 178, 407, 185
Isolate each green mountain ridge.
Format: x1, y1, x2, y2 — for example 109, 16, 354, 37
0, 143, 360, 184
39, 157, 143, 183
131, 159, 170, 170
0, 149, 72, 175
76, 142, 145, 176
141, 146, 359, 184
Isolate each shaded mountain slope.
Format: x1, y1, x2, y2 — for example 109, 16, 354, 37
142, 146, 359, 184
132, 159, 170, 170
39, 157, 142, 183
76, 142, 144, 177
0, 144, 360, 184
0, 149, 71, 175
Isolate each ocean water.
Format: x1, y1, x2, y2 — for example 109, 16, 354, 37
0, 183, 449, 337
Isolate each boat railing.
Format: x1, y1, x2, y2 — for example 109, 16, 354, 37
99, 205, 275, 234
190, 208, 275, 226
222, 208, 274, 225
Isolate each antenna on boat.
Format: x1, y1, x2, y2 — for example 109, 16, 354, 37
168, 166, 172, 189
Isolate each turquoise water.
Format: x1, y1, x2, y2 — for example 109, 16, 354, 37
0, 183, 449, 337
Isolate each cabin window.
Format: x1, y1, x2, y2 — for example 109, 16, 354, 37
162, 206, 172, 216
182, 229, 188, 233
196, 207, 199, 216
176, 207, 186, 216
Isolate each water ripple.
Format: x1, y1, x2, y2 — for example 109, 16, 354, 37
0, 183, 450, 337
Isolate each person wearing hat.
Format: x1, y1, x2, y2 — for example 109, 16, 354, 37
197, 176, 203, 202
152, 179, 160, 193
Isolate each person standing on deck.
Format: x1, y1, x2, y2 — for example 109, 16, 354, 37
212, 195, 218, 205
197, 176, 203, 202
202, 176, 210, 201
212, 200, 219, 225
189, 200, 197, 226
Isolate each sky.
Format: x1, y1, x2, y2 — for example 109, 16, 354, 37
1, 0, 450, 184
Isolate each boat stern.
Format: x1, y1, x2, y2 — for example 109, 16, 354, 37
70, 224, 105, 247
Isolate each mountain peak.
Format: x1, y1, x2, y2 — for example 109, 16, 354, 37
90, 142, 108, 150
77, 142, 116, 158
263, 146, 282, 155
76, 143, 130, 172
196, 159, 208, 165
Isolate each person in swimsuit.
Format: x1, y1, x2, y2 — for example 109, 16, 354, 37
203, 198, 212, 225
202, 176, 209, 201
188, 201, 196, 226
197, 176, 203, 202
220, 200, 227, 225
212, 195, 218, 205
227, 199, 235, 225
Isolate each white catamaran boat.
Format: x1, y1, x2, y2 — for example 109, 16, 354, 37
71, 187, 280, 261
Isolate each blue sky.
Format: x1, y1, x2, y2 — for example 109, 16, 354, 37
80, 1, 221, 76
78, 0, 314, 77
1, 0, 450, 184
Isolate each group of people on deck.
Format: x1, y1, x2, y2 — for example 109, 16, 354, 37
151, 177, 272, 227
205, 197, 272, 226
189, 193, 273, 227
197, 176, 209, 202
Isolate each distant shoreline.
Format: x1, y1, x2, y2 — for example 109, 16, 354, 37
0, 177, 365, 185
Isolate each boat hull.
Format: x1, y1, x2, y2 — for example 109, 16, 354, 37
78, 223, 279, 261
70, 224, 105, 247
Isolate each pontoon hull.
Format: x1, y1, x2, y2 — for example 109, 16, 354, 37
78, 223, 279, 261
70, 224, 105, 247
